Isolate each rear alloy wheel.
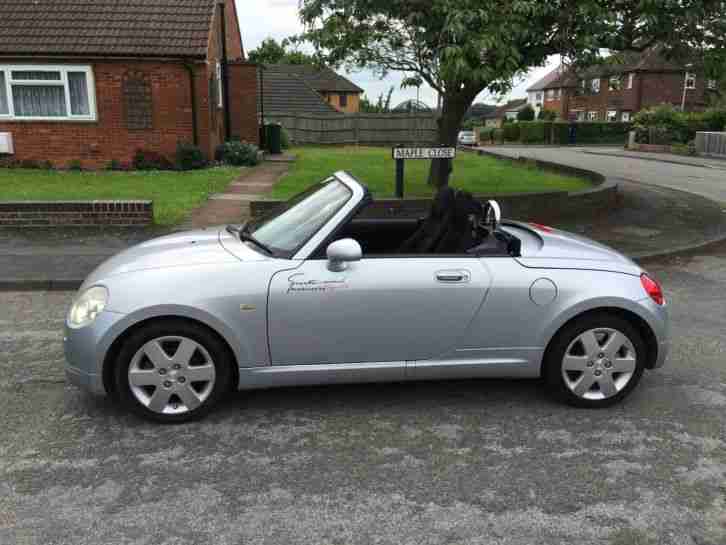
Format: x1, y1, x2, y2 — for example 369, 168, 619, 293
545, 314, 646, 408
114, 321, 232, 422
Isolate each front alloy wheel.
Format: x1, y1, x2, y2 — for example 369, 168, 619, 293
114, 320, 232, 422
545, 313, 646, 408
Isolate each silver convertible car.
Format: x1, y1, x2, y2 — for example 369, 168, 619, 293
64, 171, 669, 422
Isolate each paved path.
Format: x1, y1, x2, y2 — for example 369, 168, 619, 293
481, 146, 726, 203
3, 241, 726, 544
189, 163, 289, 228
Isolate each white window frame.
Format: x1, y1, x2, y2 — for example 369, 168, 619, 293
216, 62, 223, 109
685, 72, 696, 90
0, 64, 97, 121
627, 73, 634, 89
608, 76, 621, 91
587, 111, 599, 121
621, 111, 631, 122
591, 78, 601, 94
607, 110, 618, 122
707, 79, 717, 90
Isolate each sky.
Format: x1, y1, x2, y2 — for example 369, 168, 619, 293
236, 0, 559, 108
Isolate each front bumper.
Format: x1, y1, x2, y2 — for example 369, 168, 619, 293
63, 310, 127, 396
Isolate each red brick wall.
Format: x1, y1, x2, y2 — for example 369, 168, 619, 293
639, 72, 708, 110
0, 60, 200, 170
0, 200, 153, 227
228, 63, 259, 144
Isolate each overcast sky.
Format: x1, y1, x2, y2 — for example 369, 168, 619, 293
236, 0, 559, 107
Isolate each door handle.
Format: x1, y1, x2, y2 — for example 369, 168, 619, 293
436, 270, 471, 283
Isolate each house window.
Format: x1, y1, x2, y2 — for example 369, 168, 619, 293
339, 93, 348, 107
609, 76, 621, 91
536, 92, 543, 103
546, 89, 555, 100
576, 111, 585, 121
216, 62, 223, 108
621, 111, 631, 122
0, 65, 95, 120
591, 78, 601, 94
579, 80, 586, 95
556, 88, 562, 99
627, 73, 635, 89
707, 79, 717, 90
685, 72, 696, 90
607, 110, 618, 122
588, 111, 599, 121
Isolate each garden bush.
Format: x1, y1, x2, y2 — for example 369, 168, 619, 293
218, 141, 260, 166
632, 105, 726, 145
175, 142, 207, 171
67, 159, 83, 171
280, 127, 290, 150
502, 123, 520, 142
518, 122, 549, 144
133, 149, 174, 171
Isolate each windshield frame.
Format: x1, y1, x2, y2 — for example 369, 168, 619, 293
242, 171, 367, 260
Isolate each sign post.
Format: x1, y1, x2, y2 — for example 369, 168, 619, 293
391, 146, 457, 198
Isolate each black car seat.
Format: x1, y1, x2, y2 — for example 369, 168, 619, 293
398, 186, 456, 253
435, 190, 485, 253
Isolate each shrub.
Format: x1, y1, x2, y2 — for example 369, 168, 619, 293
517, 104, 536, 121
538, 109, 558, 121
106, 159, 123, 171
218, 141, 260, 166
518, 121, 549, 144
133, 149, 174, 171
502, 123, 520, 141
280, 127, 290, 150
67, 159, 83, 171
40, 160, 54, 170
20, 159, 42, 169
175, 142, 207, 171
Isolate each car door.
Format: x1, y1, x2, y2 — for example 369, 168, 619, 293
267, 256, 491, 365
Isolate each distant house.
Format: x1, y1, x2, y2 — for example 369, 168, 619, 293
259, 65, 338, 115
526, 68, 565, 117
534, 46, 720, 122
0, 0, 259, 169
262, 64, 364, 113
485, 99, 528, 127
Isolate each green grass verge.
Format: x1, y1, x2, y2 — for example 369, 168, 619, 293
0, 167, 243, 225
270, 146, 590, 199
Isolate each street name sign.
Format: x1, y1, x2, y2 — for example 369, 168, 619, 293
392, 147, 457, 160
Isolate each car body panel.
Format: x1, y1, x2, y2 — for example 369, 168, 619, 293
268, 256, 491, 364
63, 170, 669, 401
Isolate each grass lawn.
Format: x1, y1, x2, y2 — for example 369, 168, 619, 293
0, 167, 243, 225
270, 146, 590, 199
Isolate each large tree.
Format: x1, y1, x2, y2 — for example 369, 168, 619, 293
297, 0, 725, 187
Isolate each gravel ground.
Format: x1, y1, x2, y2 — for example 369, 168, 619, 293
1, 243, 726, 545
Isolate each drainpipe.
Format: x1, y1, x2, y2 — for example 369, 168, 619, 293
218, 0, 232, 141
184, 63, 199, 146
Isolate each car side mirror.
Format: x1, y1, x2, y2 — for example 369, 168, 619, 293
326, 238, 362, 272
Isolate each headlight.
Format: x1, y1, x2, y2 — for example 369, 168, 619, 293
68, 286, 109, 328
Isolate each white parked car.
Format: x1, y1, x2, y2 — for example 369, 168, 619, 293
458, 130, 477, 146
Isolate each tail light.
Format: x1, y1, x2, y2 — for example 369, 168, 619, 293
641, 273, 664, 305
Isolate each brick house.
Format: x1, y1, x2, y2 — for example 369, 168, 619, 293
262, 64, 364, 114
530, 47, 720, 123
0, 0, 259, 169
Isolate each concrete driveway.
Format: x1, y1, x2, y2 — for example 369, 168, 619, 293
483, 146, 726, 204
3, 242, 726, 544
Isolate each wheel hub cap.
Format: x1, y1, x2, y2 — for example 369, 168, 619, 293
128, 336, 216, 415
561, 328, 637, 401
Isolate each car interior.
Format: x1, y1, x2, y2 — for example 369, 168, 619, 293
329, 187, 522, 257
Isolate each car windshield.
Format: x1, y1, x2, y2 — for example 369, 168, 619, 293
244, 178, 353, 257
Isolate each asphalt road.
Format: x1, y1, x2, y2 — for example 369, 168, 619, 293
486, 146, 726, 204
2, 244, 726, 545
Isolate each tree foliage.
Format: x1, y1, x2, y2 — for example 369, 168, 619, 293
297, 0, 726, 186
248, 37, 318, 65
517, 104, 536, 122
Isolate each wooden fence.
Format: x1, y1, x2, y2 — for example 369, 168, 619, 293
264, 112, 438, 146
695, 132, 726, 158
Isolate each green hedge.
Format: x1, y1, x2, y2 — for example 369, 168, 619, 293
502, 124, 520, 142
633, 105, 726, 145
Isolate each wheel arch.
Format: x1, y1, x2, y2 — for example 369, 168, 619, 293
102, 315, 240, 397
540, 306, 659, 376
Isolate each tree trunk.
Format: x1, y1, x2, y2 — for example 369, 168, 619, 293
428, 92, 474, 188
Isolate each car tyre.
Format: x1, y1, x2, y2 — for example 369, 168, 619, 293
544, 313, 646, 408
114, 320, 233, 423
